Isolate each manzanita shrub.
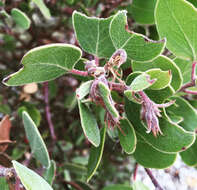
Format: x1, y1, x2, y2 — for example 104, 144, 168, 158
1, 0, 197, 189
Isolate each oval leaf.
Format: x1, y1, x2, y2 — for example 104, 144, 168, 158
133, 134, 177, 169
118, 118, 137, 154
110, 10, 165, 62
11, 8, 31, 30
87, 127, 106, 182
73, 11, 116, 58
125, 97, 196, 153
22, 111, 50, 168
13, 161, 53, 190
3, 44, 82, 86
43, 160, 56, 185
155, 0, 197, 60
78, 101, 100, 147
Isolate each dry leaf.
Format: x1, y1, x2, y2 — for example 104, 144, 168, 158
0, 152, 12, 167
0, 115, 12, 152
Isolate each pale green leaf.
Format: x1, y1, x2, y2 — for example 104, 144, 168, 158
118, 118, 137, 154
22, 111, 50, 168
73, 11, 115, 58
132, 55, 182, 91
110, 11, 165, 62
87, 127, 106, 182
78, 101, 100, 147
3, 44, 82, 86
128, 0, 157, 24
146, 68, 171, 90
98, 82, 119, 119
133, 134, 177, 169
43, 160, 56, 185
13, 161, 53, 190
32, 0, 51, 19
155, 0, 197, 60
11, 8, 31, 30
76, 80, 93, 100
129, 73, 155, 92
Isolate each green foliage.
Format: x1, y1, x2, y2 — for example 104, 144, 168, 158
13, 161, 53, 190
87, 127, 106, 182
2, 0, 197, 189
11, 8, 31, 29
3, 44, 82, 86
78, 101, 100, 147
22, 111, 50, 168
128, 0, 157, 24
155, 0, 197, 61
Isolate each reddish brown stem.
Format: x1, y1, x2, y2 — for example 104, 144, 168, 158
144, 168, 163, 190
69, 69, 88, 77
43, 82, 57, 141
133, 163, 138, 181
62, 180, 84, 190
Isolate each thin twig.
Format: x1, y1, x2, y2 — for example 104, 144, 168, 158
179, 61, 197, 92
62, 180, 84, 190
69, 69, 88, 77
43, 82, 57, 141
144, 168, 163, 190
133, 163, 138, 181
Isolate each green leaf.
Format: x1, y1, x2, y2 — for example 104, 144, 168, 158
118, 118, 137, 154
78, 101, 100, 147
87, 127, 106, 182
76, 80, 93, 100
155, 0, 197, 61
22, 111, 50, 168
18, 102, 41, 126
3, 44, 82, 86
125, 97, 196, 153
132, 55, 182, 91
146, 68, 171, 90
187, 0, 197, 7
11, 8, 31, 30
73, 11, 115, 58
0, 178, 9, 190
43, 160, 56, 185
180, 136, 197, 166
165, 96, 197, 132
129, 72, 155, 92
132, 181, 150, 190
128, 0, 157, 24
32, 0, 51, 19
102, 185, 133, 190
98, 82, 119, 119
13, 161, 53, 190
110, 11, 165, 62
133, 134, 177, 169
64, 162, 87, 175
174, 58, 194, 84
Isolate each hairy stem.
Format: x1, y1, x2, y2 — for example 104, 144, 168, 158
144, 168, 163, 190
43, 82, 57, 141
69, 69, 88, 76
